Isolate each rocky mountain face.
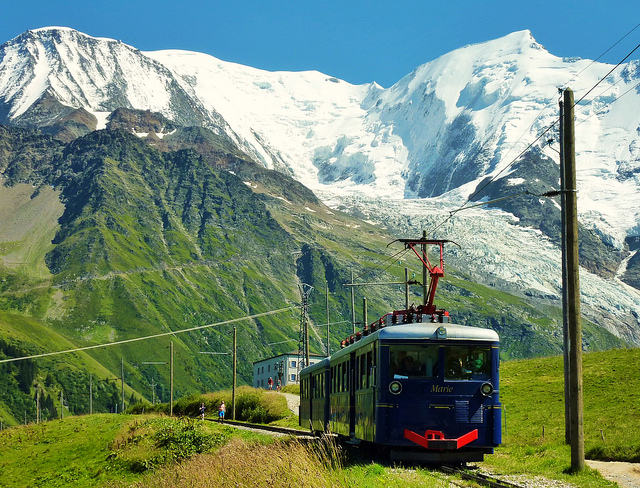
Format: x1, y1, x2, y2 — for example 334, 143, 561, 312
0, 27, 639, 353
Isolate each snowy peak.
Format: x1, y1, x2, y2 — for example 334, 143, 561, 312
0, 26, 639, 343
1, 27, 639, 246
0, 27, 215, 130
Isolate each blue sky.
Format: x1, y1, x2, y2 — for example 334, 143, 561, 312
2, 0, 639, 88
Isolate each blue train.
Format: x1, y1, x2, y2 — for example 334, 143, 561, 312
299, 239, 501, 463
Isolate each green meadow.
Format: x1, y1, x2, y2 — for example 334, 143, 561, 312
0, 348, 637, 487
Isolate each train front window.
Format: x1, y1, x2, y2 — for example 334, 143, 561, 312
444, 346, 491, 380
389, 345, 438, 379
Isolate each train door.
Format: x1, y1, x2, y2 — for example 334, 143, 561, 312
329, 356, 352, 436
354, 342, 376, 442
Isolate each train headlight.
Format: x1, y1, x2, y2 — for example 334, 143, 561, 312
480, 382, 494, 397
389, 381, 403, 395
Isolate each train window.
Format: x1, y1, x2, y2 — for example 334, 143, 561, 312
390, 345, 439, 379
444, 346, 491, 380
342, 361, 348, 391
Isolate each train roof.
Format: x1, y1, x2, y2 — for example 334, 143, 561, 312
300, 323, 499, 376
377, 322, 499, 342
326, 322, 499, 362
299, 356, 330, 376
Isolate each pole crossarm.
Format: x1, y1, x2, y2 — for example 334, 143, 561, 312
343, 280, 420, 287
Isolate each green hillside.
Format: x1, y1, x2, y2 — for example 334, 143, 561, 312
0, 349, 637, 487
0, 123, 631, 427
499, 347, 640, 462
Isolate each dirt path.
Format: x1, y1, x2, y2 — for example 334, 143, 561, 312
586, 461, 640, 488
281, 392, 300, 415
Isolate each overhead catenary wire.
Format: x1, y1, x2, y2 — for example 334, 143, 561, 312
0, 306, 297, 364
348, 246, 411, 284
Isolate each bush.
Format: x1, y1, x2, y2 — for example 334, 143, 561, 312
109, 416, 231, 473
281, 384, 300, 395
163, 386, 289, 423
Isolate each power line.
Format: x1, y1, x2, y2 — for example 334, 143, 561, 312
0, 306, 297, 364
429, 32, 640, 236
573, 41, 640, 107
576, 80, 640, 128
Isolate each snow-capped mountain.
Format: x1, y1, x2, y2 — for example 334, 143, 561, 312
1, 27, 639, 342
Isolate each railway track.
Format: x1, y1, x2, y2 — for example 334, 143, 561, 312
204, 418, 313, 438
442, 465, 524, 488
205, 419, 523, 487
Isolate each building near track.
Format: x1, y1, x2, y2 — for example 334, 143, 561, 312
253, 352, 326, 388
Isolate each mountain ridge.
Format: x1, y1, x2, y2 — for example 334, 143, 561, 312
0, 120, 632, 425
0, 26, 637, 381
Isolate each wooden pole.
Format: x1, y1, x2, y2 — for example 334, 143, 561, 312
563, 88, 584, 471
170, 341, 174, 417
405, 267, 409, 310
326, 281, 330, 356
559, 98, 572, 445
232, 327, 237, 421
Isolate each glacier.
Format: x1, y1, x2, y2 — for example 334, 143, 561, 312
1, 27, 639, 342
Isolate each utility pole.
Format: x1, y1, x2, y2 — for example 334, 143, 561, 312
121, 358, 125, 414
298, 284, 313, 371
232, 327, 237, 421
170, 341, 174, 417
563, 88, 584, 472
362, 297, 368, 329
151, 378, 155, 405
559, 97, 571, 445
90, 374, 93, 415
60, 391, 64, 420
36, 388, 40, 424
326, 281, 330, 356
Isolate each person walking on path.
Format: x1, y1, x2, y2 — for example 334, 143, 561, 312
218, 401, 226, 422
268, 377, 273, 390
199, 402, 206, 420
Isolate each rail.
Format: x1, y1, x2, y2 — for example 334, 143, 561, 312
442, 465, 524, 488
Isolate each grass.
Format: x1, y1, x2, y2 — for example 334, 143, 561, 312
478, 347, 640, 487
0, 414, 135, 487
0, 350, 638, 487
0, 413, 275, 487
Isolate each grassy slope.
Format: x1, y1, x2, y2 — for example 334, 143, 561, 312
0, 414, 134, 486
0, 127, 631, 430
0, 349, 637, 487
0, 184, 63, 279
480, 347, 640, 487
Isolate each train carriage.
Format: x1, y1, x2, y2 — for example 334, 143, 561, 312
299, 358, 330, 432
300, 313, 501, 463
300, 238, 502, 464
